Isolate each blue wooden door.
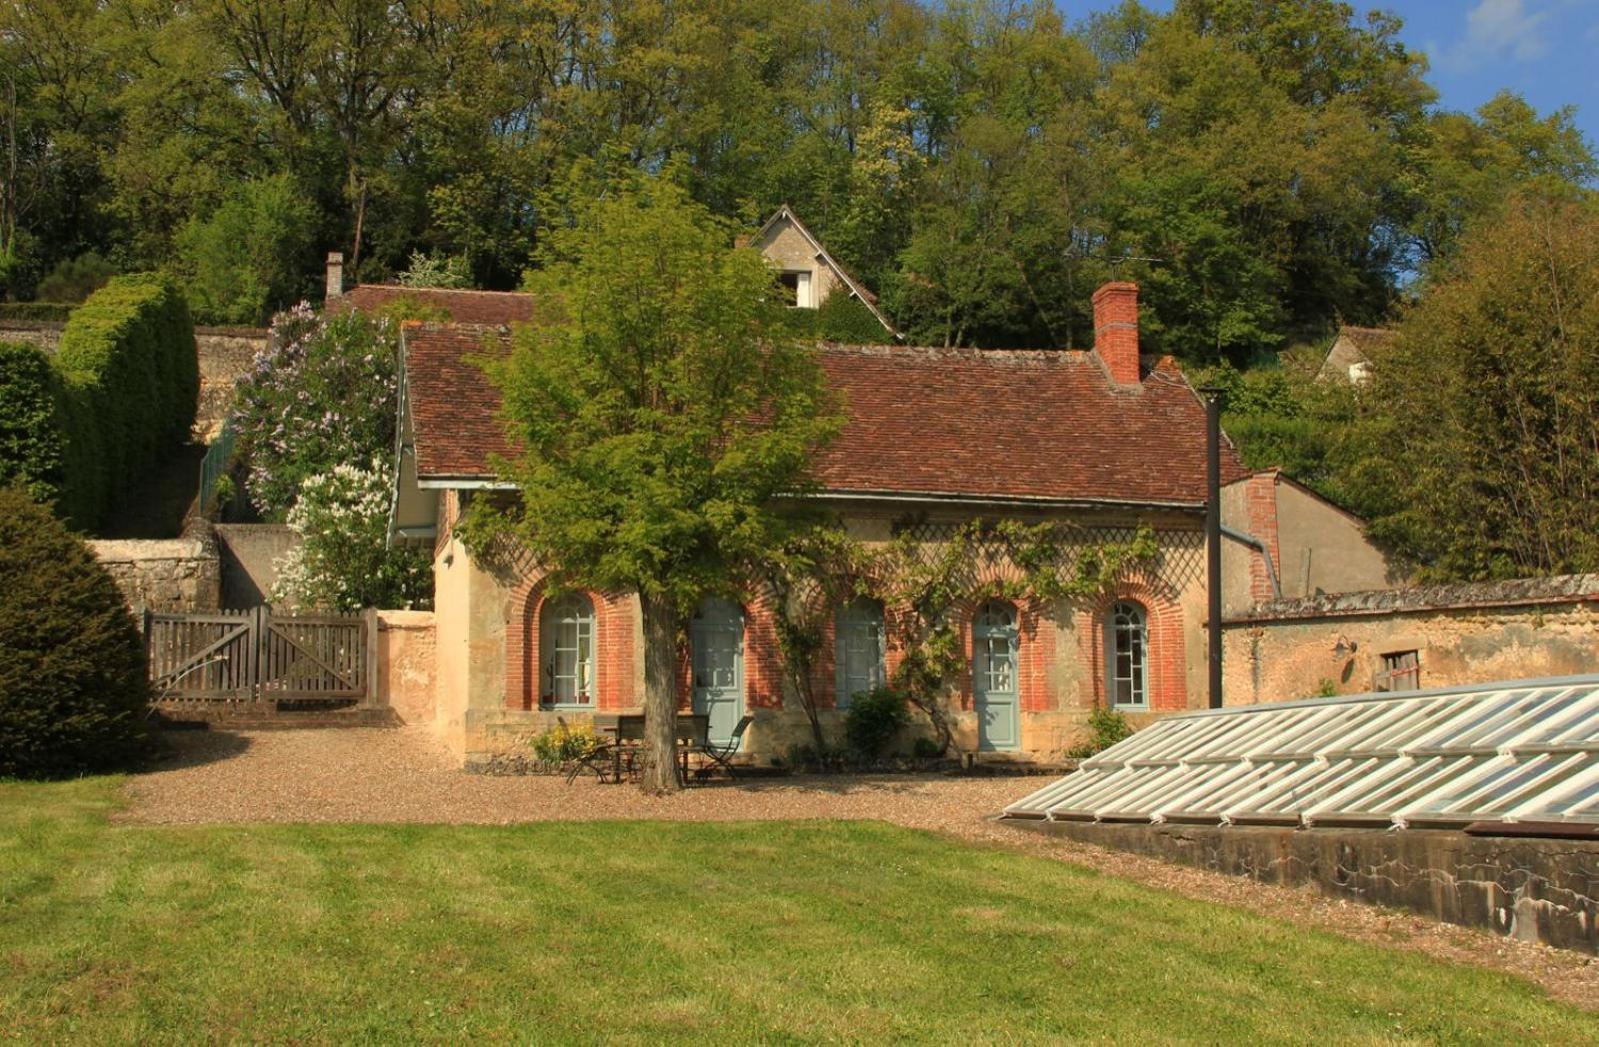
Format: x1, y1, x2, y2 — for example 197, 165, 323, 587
692, 598, 744, 745
974, 601, 1020, 752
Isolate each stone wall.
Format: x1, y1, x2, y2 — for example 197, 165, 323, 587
88, 519, 221, 614
1005, 818, 1599, 954
377, 610, 436, 724
1223, 575, 1599, 705
193, 327, 267, 440
213, 523, 300, 609
1, 319, 267, 440
0, 319, 65, 351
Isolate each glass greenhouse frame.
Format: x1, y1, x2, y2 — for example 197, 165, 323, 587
1005, 676, 1599, 832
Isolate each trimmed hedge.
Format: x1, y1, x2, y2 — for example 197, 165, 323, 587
0, 485, 151, 778
0, 342, 67, 505
0, 301, 74, 323
0, 275, 196, 528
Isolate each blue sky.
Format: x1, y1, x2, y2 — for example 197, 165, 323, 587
1076, 0, 1599, 147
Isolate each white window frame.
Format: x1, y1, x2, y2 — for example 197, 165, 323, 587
540, 593, 595, 709
1106, 601, 1149, 710
834, 597, 886, 709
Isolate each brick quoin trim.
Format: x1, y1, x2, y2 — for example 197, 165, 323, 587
1243, 471, 1282, 605
1077, 573, 1188, 713
504, 571, 637, 712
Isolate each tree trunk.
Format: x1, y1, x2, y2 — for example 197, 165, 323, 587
638, 590, 682, 795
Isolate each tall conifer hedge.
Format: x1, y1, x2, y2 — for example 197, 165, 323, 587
0, 275, 197, 528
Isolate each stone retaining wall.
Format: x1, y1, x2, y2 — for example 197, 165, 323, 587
1005, 818, 1599, 954
213, 523, 300, 609
88, 519, 221, 614
0, 319, 268, 439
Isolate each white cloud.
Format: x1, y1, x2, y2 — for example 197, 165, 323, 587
1438, 0, 1551, 70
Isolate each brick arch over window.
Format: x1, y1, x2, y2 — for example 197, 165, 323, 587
947, 589, 1058, 715
801, 574, 903, 710
1075, 576, 1187, 713
504, 573, 637, 711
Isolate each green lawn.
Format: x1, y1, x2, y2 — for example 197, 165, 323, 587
0, 778, 1592, 1043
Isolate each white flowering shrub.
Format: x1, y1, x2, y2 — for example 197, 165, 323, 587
273, 460, 432, 612
231, 303, 400, 517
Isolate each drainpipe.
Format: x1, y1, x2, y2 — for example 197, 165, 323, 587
1221, 525, 1282, 600
1202, 388, 1224, 710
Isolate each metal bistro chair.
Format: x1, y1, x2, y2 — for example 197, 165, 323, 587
694, 715, 754, 781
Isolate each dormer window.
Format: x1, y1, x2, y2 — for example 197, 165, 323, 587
778, 270, 814, 309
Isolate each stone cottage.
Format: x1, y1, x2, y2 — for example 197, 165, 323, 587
382, 267, 1393, 764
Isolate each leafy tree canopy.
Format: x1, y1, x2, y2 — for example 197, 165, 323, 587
1335, 191, 1599, 581
468, 171, 842, 792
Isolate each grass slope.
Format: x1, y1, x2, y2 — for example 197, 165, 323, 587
0, 777, 1593, 1043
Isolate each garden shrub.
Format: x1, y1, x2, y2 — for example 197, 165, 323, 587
396, 250, 472, 289
53, 274, 196, 527
844, 686, 911, 760
910, 736, 942, 759
0, 302, 75, 323
0, 342, 67, 505
529, 722, 602, 764
780, 292, 894, 345
232, 304, 400, 516
35, 252, 116, 304
272, 460, 432, 612
0, 486, 150, 778
1066, 706, 1133, 759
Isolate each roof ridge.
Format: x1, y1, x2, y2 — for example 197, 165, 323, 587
356, 283, 531, 298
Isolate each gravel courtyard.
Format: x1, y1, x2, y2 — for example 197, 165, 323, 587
122, 726, 1599, 1009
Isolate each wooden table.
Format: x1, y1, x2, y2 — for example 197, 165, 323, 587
592, 713, 711, 784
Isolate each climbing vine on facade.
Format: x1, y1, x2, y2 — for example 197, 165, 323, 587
767, 519, 1159, 756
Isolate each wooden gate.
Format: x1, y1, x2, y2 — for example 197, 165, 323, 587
145, 606, 374, 711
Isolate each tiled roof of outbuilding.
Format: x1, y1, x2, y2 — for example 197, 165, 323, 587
402, 324, 519, 479
401, 326, 1244, 506
331, 284, 535, 326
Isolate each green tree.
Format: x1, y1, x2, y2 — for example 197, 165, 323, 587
1339, 191, 1599, 579
471, 174, 842, 794
1410, 92, 1597, 264
174, 174, 317, 325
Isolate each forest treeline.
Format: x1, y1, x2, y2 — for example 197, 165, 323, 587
1, 0, 1593, 354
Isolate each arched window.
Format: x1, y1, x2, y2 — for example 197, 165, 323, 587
540, 593, 595, 707
834, 597, 886, 708
1106, 600, 1148, 709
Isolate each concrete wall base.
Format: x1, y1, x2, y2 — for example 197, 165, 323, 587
1003, 818, 1599, 955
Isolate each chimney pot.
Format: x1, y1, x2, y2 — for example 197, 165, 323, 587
1092, 281, 1141, 385
325, 251, 345, 300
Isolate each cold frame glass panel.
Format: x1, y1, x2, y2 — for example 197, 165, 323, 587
1006, 678, 1599, 831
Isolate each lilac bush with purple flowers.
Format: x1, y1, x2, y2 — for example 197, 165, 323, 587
231, 303, 400, 517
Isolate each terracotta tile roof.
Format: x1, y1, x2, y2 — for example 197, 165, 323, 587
403, 324, 518, 479
810, 345, 1243, 505
402, 327, 1244, 505
331, 284, 535, 326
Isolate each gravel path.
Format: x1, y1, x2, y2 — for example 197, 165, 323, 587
121, 727, 1599, 1010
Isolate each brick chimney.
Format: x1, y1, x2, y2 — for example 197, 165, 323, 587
1092, 281, 1140, 386
325, 251, 345, 300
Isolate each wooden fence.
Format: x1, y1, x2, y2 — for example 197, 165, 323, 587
144, 605, 375, 711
